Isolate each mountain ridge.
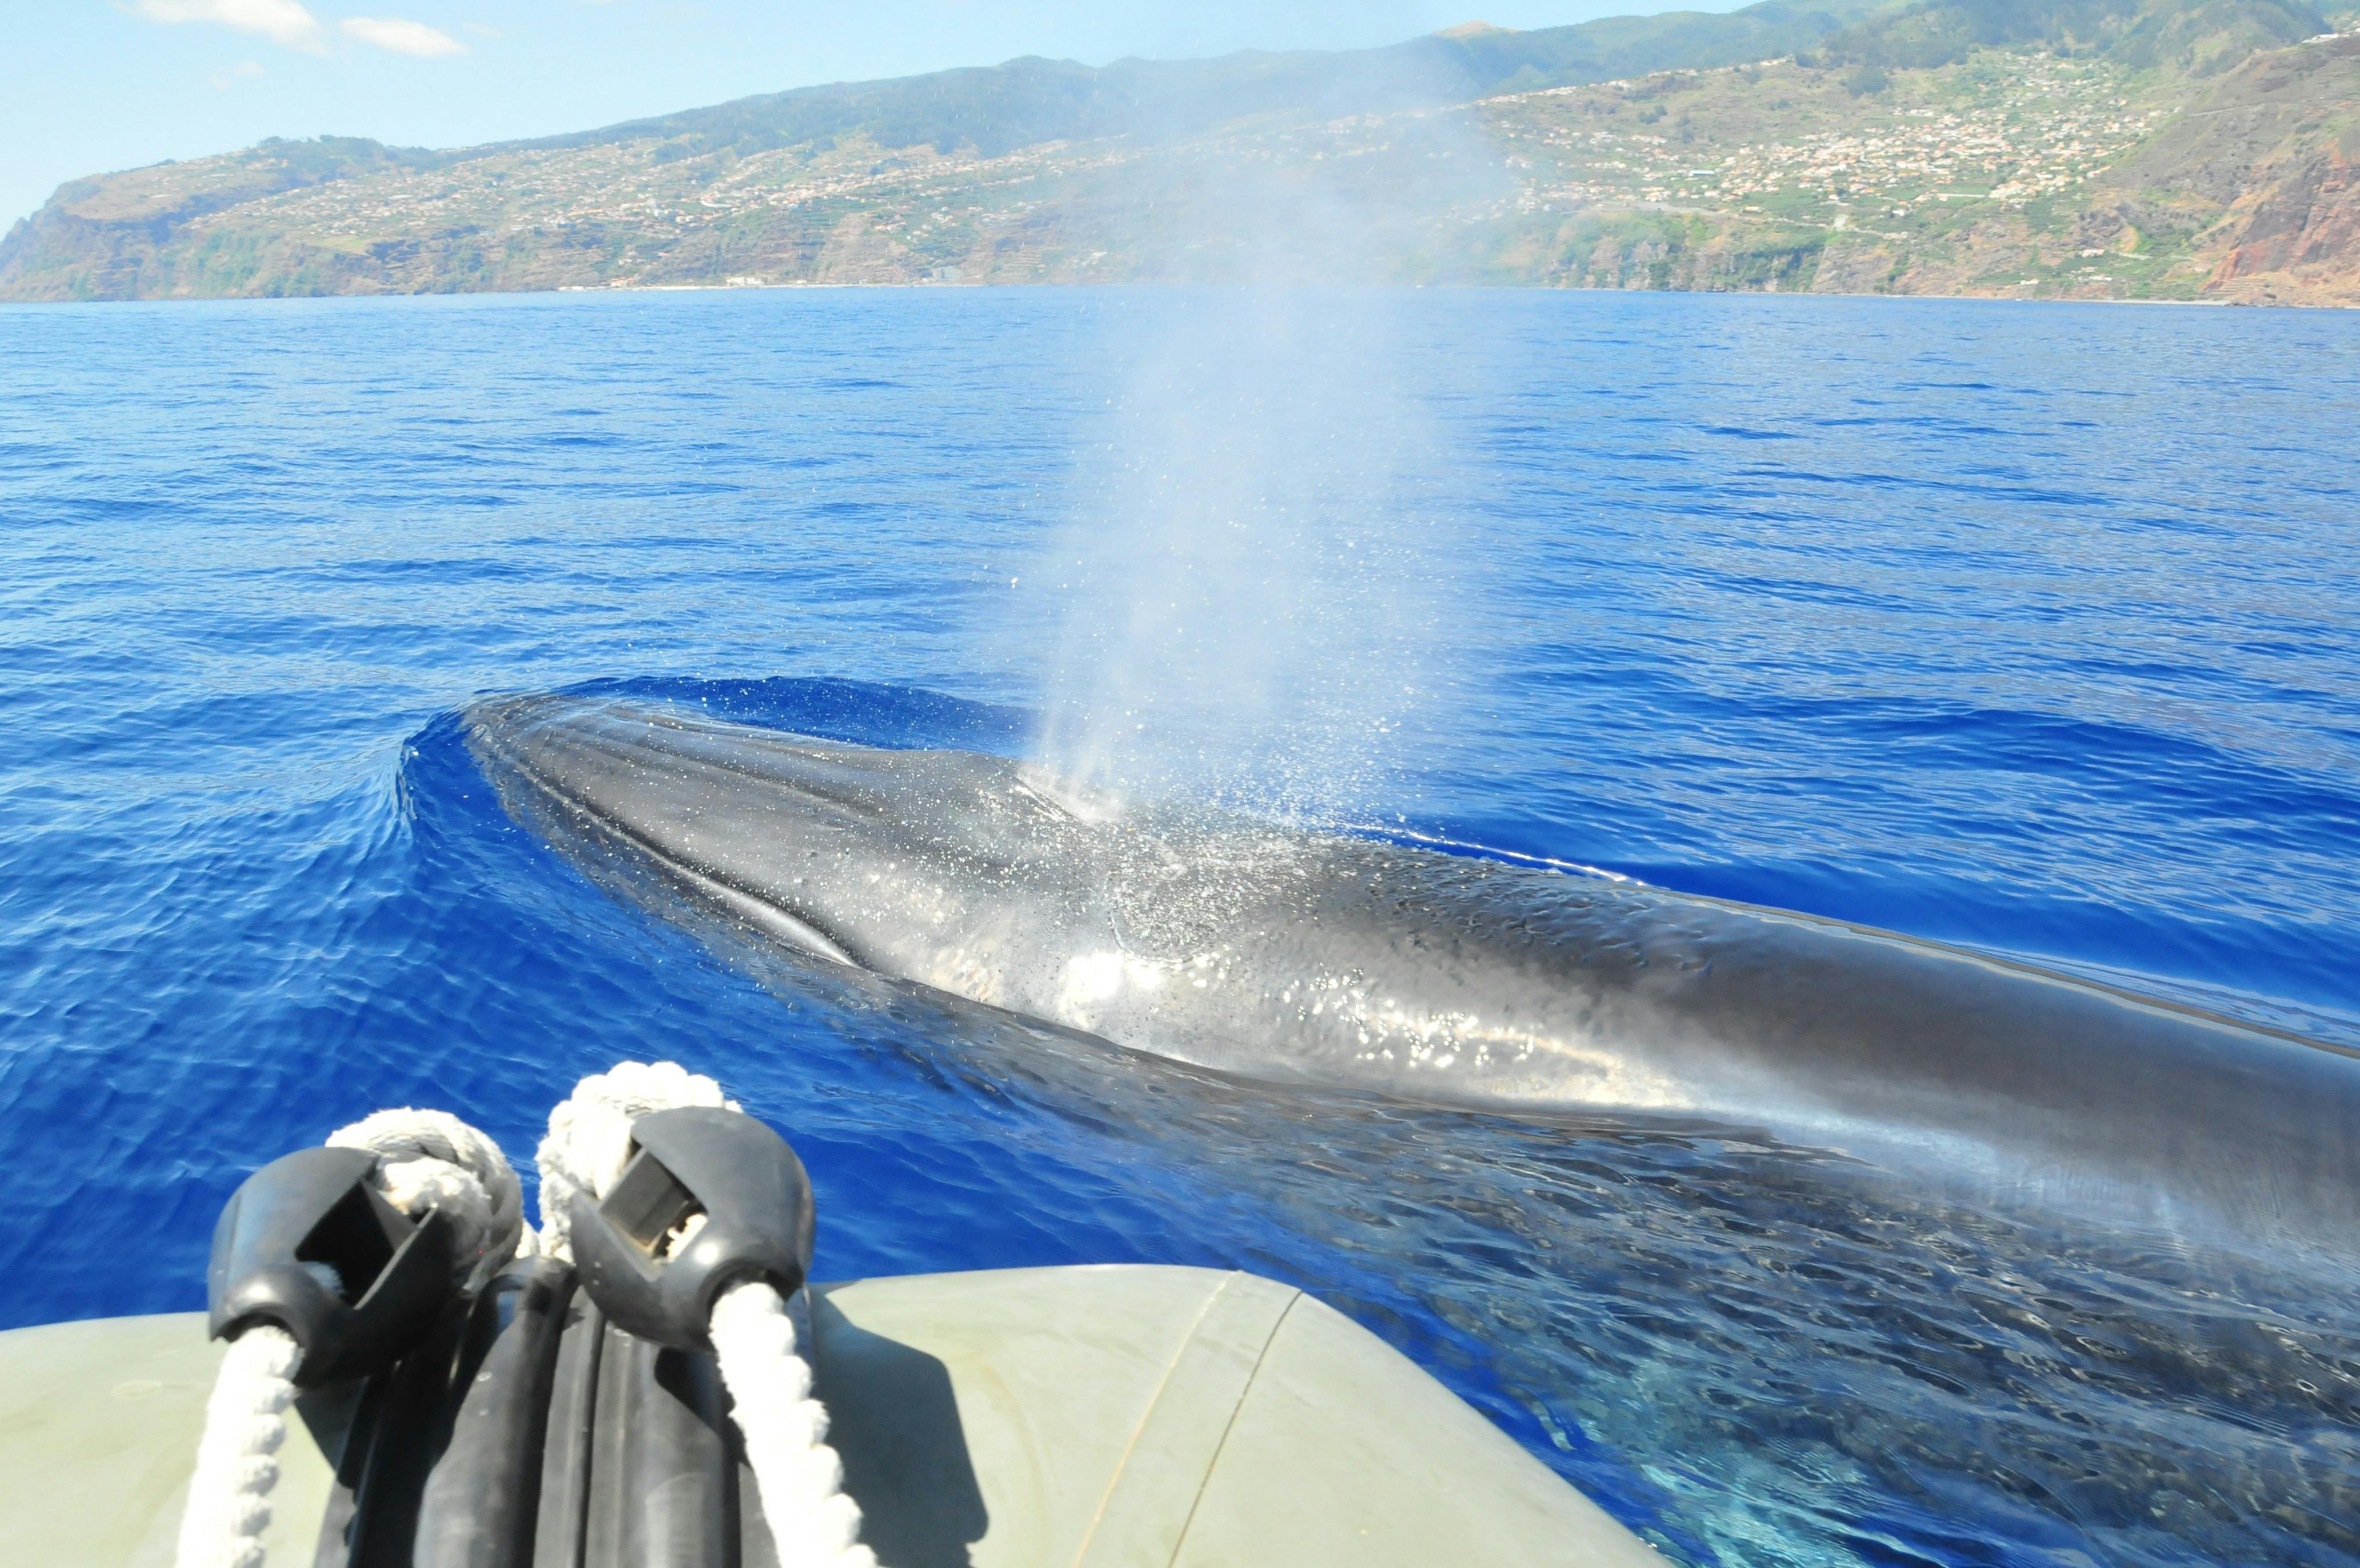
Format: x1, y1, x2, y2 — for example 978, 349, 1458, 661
507, 0, 1893, 161
5, 0, 2356, 305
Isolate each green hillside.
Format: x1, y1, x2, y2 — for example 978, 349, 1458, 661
519, 1, 1893, 161
4, 0, 2355, 306
1809, 0, 2327, 74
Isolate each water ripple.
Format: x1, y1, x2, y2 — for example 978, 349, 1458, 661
1, 289, 2355, 1567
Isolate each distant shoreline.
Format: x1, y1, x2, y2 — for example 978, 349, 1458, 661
0, 280, 2297, 309
9, 24, 2352, 314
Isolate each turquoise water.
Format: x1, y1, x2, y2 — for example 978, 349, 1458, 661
2, 288, 2356, 1565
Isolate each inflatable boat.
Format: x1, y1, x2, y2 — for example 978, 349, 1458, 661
0, 1065, 1659, 1567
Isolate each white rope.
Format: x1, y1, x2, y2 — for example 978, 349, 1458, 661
179, 1071, 860, 1566
536, 1061, 870, 1567
533, 1059, 737, 1264
710, 1279, 876, 1568
173, 1325, 301, 1568
175, 1109, 523, 1568
328, 1107, 529, 1287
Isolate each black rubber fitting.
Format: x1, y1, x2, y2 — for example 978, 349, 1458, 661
206, 1144, 461, 1388
566, 1106, 815, 1352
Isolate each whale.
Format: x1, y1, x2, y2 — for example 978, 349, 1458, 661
464, 692, 2359, 1258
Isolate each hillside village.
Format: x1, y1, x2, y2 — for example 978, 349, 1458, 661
1499, 56, 2158, 216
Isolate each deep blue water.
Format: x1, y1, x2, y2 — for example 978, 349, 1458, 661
3, 287, 2357, 1567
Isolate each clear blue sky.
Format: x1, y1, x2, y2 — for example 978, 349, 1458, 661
2, 1, 1735, 229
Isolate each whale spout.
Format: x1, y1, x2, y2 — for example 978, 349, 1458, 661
465, 692, 2360, 1257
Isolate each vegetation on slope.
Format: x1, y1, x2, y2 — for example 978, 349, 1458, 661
2, 0, 2354, 305
1805, 0, 2329, 77
517, 0, 1890, 162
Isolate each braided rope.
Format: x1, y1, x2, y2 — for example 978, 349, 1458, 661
710, 1279, 876, 1568
536, 1061, 870, 1567
179, 1071, 856, 1567
172, 1324, 301, 1568
328, 1106, 529, 1286
533, 1060, 735, 1265
174, 1108, 523, 1568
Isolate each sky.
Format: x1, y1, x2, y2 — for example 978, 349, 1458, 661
1, 0, 1740, 229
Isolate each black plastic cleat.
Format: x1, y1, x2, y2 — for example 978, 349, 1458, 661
566, 1105, 815, 1352
207, 1144, 461, 1388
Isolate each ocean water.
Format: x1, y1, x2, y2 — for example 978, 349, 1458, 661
2, 287, 2357, 1567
